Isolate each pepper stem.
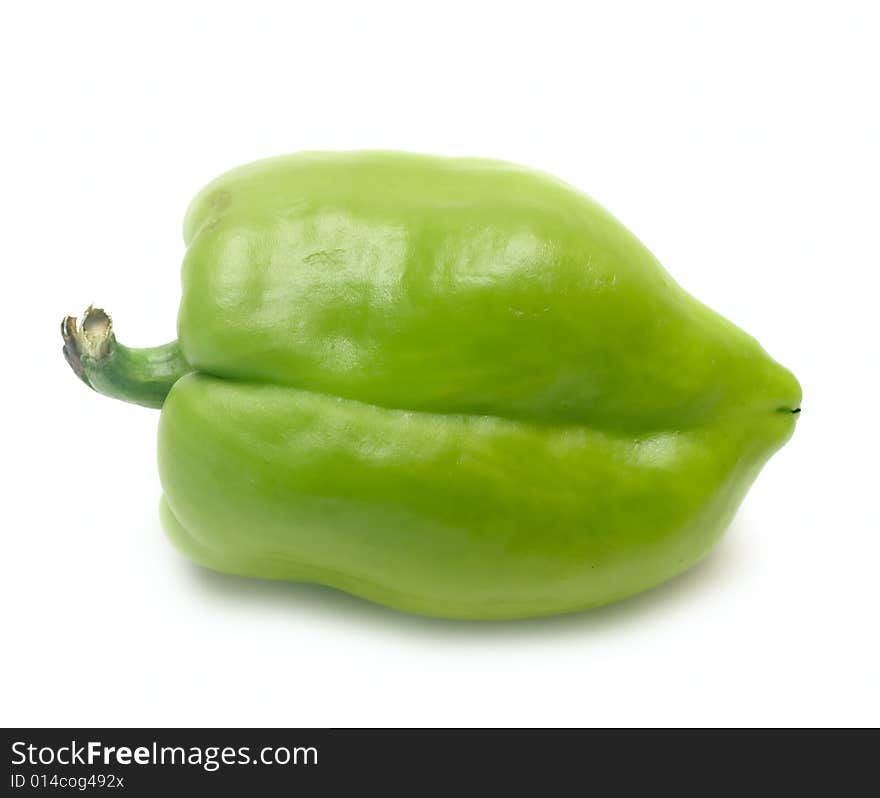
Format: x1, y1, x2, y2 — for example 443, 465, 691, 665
61, 307, 190, 409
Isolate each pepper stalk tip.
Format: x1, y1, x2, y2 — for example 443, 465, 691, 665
61, 307, 117, 385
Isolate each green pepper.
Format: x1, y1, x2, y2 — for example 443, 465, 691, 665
62, 151, 801, 619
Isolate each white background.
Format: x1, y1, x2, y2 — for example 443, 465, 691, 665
2, 1, 878, 727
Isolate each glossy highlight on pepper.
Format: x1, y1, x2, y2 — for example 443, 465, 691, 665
62, 151, 801, 619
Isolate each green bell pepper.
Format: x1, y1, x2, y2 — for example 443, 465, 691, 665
62, 151, 801, 619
